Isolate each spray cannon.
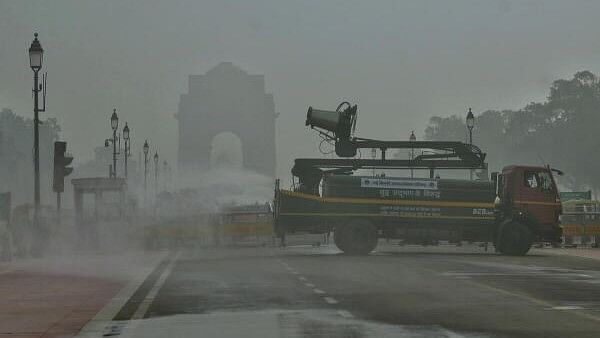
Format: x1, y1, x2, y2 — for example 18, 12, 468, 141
303, 101, 488, 172
305, 101, 358, 157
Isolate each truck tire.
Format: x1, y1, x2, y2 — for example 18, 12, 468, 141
335, 219, 378, 255
498, 221, 533, 256
333, 227, 347, 252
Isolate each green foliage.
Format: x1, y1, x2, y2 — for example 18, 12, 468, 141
424, 71, 600, 191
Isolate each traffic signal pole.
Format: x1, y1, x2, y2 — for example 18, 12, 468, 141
53, 141, 73, 214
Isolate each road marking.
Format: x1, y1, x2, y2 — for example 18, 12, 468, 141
337, 310, 354, 318
298, 276, 307, 281
131, 251, 180, 320
75, 252, 170, 338
313, 288, 326, 294
324, 296, 338, 304
552, 306, 584, 310
463, 276, 600, 323
305, 283, 315, 288
291, 270, 299, 275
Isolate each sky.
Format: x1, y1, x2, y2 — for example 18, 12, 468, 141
1, 0, 600, 181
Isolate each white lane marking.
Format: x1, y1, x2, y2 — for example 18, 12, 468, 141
291, 270, 299, 275
131, 251, 181, 320
324, 297, 338, 304
313, 288, 326, 294
75, 252, 169, 338
337, 310, 354, 318
304, 283, 315, 288
298, 276, 307, 281
551, 306, 584, 310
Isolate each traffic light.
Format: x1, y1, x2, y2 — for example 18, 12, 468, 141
53, 141, 73, 193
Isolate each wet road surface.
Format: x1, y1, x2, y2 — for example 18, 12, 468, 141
103, 244, 600, 338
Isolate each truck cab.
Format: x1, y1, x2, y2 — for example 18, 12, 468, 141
495, 165, 562, 251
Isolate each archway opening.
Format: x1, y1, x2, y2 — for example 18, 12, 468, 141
209, 132, 243, 170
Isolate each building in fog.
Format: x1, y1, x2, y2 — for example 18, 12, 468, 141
176, 62, 276, 177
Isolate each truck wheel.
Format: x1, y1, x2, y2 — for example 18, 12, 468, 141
336, 219, 378, 255
498, 221, 533, 256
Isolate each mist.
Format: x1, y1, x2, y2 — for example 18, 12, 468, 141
2, 2, 600, 337
2, 1, 600, 183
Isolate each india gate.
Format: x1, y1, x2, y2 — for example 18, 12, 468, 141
176, 62, 276, 177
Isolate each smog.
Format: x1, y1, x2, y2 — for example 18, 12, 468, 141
1, 1, 600, 337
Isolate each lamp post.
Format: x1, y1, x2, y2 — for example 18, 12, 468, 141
153, 152, 159, 198
466, 108, 474, 145
162, 160, 168, 191
123, 123, 130, 178
28, 33, 46, 232
466, 108, 475, 180
110, 109, 119, 178
409, 130, 416, 178
143, 140, 149, 199
370, 148, 377, 177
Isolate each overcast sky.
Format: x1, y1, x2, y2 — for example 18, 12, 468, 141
1, 0, 599, 180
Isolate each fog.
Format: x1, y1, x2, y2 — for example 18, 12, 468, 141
3, 2, 600, 337
2, 1, 600, 182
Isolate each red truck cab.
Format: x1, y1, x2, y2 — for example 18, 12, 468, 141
496, 165, 562, 252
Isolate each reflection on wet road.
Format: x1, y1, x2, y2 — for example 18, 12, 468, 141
96, 245, 600, 338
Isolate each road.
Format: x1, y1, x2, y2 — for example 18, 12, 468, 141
90, 243, 600, 338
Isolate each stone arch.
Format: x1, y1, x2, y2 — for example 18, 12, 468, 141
176, 62, 276, 177
209, 132, 243, 170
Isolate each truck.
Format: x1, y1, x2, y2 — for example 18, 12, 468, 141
273, 102, 563, 255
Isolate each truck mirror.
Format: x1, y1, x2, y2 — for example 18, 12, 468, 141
493, 173, 502, 206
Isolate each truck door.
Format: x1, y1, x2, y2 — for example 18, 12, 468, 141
518, 169, 558, 225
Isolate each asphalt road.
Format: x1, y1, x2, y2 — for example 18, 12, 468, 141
112, 243, 600, 338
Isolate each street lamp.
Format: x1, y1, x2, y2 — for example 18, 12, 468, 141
29, 33, 43, 71
110, 109, 119, 178
466, 108, 475, 180
123, 123, 130, 178
371, 148, 377, 177
153, 151, 159, 197
162, 160, 168, 191
409, 130, 416, 178
28, 33, 46, 237
143, 140, 149, 198
466, 108, 474, 145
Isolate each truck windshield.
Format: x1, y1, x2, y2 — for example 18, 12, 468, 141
524, 170, 554, 192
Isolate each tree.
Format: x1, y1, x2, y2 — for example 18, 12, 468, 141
423, 71, 600, 193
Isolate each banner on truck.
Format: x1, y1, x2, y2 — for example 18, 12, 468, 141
360, 178, 438, 190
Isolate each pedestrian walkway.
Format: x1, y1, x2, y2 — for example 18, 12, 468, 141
0, 270, 123, 338
0, 251, 165, 338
